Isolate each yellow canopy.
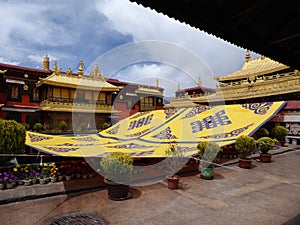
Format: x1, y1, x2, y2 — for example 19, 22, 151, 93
26, 102, 286, 157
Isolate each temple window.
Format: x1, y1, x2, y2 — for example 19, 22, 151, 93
32, 87, 39, 101
11, 85, 19, 98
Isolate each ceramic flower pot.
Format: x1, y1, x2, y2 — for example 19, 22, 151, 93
6, 183, 14, 189
260, 153, 272, 163
24, 179, 31, 186
239, 158, 252, 169
104, 178, 131, 200
167, 175, 180, 189
200, 166, 214, 180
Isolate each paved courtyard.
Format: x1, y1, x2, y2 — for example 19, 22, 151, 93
0, 149, 299, 225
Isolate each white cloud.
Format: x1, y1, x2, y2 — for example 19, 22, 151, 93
0, 57, 20, 65
112, 63, 200, 97
95, 0, 258, 82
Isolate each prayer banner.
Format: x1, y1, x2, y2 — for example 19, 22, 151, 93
26, 102, 286, 157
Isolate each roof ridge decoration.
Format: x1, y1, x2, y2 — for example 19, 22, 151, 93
216, 53, 289, 82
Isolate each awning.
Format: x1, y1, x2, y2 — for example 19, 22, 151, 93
26, 101, 286, 158
6, 79, 25, 84
2, 107, 40, 112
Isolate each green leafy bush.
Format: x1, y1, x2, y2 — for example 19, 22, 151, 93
58, 121, 68, 132
77, 122, 86, 131
33, 122, 43, 132
271, 126, 288, 141
44, 124, 50, 131
255, 128, 269, 139
165, 143, 186, 177
235, 135, 255, 159
197, 141, 221, 164
102, 122, 111, 130
100, 152, 133, 182
257, 137, 276, 154
0, 120, 26, 154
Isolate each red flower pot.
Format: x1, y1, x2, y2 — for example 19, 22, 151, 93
239, 158, 252, 169
167, 175, 180, 189
260, 153, 272, 163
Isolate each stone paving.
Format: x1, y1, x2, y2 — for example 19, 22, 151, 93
0, 147, 299, 225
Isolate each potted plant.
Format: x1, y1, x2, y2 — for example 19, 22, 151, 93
257, 137, 276, 163
271, 126, 288, 146
255, 128, 269, 139
100, 152, 133, 200
197, 141, 221, 180
165, 143, 186, 189
235, 135, 255, 169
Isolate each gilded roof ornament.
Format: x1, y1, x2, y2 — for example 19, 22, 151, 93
43, 54, 50, 70
156, 78, 159, 88
178, 83, 181, 91
66, 68, 72, 76
245, 50, 251, 62
78, 59, 84, 76
53, 61, 61, 74
198, 77, 202, 86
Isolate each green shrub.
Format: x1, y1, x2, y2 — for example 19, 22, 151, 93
197, 141, 221, 163
255, 128, 269, 139
24, 123, 30, 131
257, 137, 276, 154
235, 135, 255, 159
102, 122, 111, 130
58, 121, 68, 132
77, 122, 86, 131
271, 126, 288, 141
165, 143, 186, 176
100, 152, 133, 182
0, 120, 26, 154
44, 124, 50, 131
33, 122, 43, 132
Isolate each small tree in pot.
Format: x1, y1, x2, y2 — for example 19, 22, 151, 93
100, 152, 133, 200
257, 137, 276, 163
165, 143, 186, 189
271, 126, 288, 146
235, 135, 255, 169
197, 141, 221, 180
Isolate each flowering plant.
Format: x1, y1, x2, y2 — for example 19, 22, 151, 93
64, 166, 75, 176
2, 172, 17, 184
49, 163, 58, 177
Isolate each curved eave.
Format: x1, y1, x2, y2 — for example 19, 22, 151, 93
218, 65, 289, 82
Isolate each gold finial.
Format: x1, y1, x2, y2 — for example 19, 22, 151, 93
52, 61, 61, 74
156, 78, 159, 88
78, 59, 84, 76
198, 77, 202, 86
91, 64, 100, 78
43, 54, 50, 70
178, 83, 181, 91
66, 68, 72, 76
261, 55, 265, 60
53, 60, 58, 71
245, 50, 251, 62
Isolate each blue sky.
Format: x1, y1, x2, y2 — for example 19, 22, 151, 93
0, 0, 260, 97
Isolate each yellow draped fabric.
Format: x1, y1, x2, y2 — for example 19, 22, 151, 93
26, 102, 286, 157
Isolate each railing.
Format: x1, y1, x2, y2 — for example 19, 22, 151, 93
47, 97, 108, 105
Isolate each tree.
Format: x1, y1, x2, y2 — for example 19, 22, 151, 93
0, 120, 26, 154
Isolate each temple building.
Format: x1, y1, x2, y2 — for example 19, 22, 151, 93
0, 55, 164, 131
0, 60, 51, 126
166, 51, 300, 143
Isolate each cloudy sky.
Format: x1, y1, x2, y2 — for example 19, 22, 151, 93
0, 0, 260, 97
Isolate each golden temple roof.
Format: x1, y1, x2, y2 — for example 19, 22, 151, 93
216, 56, 289, 82
37, 72, 119, 91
